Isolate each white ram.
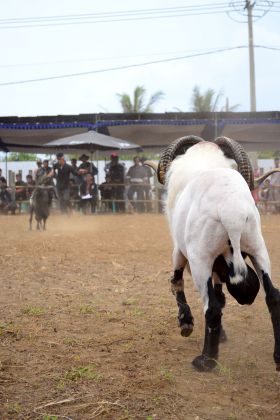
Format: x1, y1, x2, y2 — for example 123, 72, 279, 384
146, 136, 280, 372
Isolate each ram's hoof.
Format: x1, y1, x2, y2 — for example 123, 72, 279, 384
276, 363, 280, 372
180, 323, 193, 337
192, 355, 217, 372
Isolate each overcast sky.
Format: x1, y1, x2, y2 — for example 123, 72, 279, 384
0, 0, 279, 117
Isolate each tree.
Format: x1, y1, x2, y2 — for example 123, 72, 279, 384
6, 152, 38, 161
190, 86, 239, 112
117, 85, 164, 113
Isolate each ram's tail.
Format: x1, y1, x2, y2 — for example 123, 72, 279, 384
227, 233, 247, 285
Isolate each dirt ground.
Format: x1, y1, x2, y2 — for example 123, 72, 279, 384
0, 213, 280, 420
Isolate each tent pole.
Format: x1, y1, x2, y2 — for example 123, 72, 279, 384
5, 152, 8, 180
96, 149, 99, 185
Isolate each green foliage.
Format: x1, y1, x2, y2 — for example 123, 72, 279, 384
6, 152, 38, 161
190, 85, 239, 112
117, 85, 164, 113
258, 150, 280, 159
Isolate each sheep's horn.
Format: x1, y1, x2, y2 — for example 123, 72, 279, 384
143, 160, 158, 173
254, 169, 280, 188
156, 135, 205, 184
214, 136, 254, 190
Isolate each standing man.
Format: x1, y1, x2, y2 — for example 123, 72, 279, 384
15, 173, 27, 213
126, 156, 147, 212
34, 159, 45, 184
270, 157, 280, 213
50, 152, 85, 213
107, 153, 125, 212
78, 154, 98, 179
0, 168, 7, 186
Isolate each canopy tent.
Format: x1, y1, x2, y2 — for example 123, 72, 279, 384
44, 130, 141, 152
0, 111, 280, 153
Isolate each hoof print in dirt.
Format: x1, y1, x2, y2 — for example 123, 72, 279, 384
180, 323, 194, 337
192, 355, 217, 372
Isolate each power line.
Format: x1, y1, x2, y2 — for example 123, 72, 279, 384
0, 3, 247, 29
0, 45, 278, 87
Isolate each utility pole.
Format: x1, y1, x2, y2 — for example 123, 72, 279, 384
245, 1, 256, 111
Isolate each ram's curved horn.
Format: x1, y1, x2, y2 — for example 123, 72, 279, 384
254, 168, 280, 188
214, 136, 254, 190
143, 160, 158, 174
156, 135, 205, 184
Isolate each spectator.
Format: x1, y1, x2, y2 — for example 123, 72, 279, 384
259, 179, 271, 214
26, 174, 36, 199
42, 159, 52, 176
107, 153, 125, 212
99, 174, 113, 211
50, 152, 85, 213
270, 157, 280, 213
140, 156, 153, 212
78, 154, 98, 179
69, 178, 80, 210
126, 156, 147, 212
0, 168, 7, 186
34, 159, 45, 184
15, 173, 27, 213
79, 173, 98, 214
70, 158, 83, 187
0, 182, 17, 215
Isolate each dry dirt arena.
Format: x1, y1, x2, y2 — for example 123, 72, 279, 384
1, 213, 280, 420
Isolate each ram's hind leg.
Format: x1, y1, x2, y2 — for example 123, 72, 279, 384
190, 260, 223, 372
213, 272, 227, 343
250, 253, 280, 371
171, 247, 194, 337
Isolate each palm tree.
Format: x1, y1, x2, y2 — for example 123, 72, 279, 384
190, 86, 239, 112
116, 85, 164, 113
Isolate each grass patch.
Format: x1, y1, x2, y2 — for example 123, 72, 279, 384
122, 298, 137, 306
130, 307, 144, 317
160, 367, 174, 381
63, 337, 79, 347
79, 304, 96, 314
4, 402, 21, 415
21, 305, 45, 316
57, 363, 102, 389
0, 322, 18, 336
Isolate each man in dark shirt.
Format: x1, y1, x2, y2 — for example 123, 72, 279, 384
50, 152, 85, 213
0, 168, 7, 186
0, 182, 17, 215
78, 154, 98, 179
107, 153, 125, 212
15, 173, 27, 213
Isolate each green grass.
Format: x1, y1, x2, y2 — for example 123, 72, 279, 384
21, 305, 45, 316
78, 304, 96, 314
4, 402, 21, 415
57, 363, 102, 389
160, 367, 174, 381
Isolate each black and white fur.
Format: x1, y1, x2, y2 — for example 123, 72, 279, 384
166, 142, 280, 371
29, 186, 52, 230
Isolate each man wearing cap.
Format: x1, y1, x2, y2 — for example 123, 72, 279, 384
107, 153, 125, 212
50, 153, 85, 213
